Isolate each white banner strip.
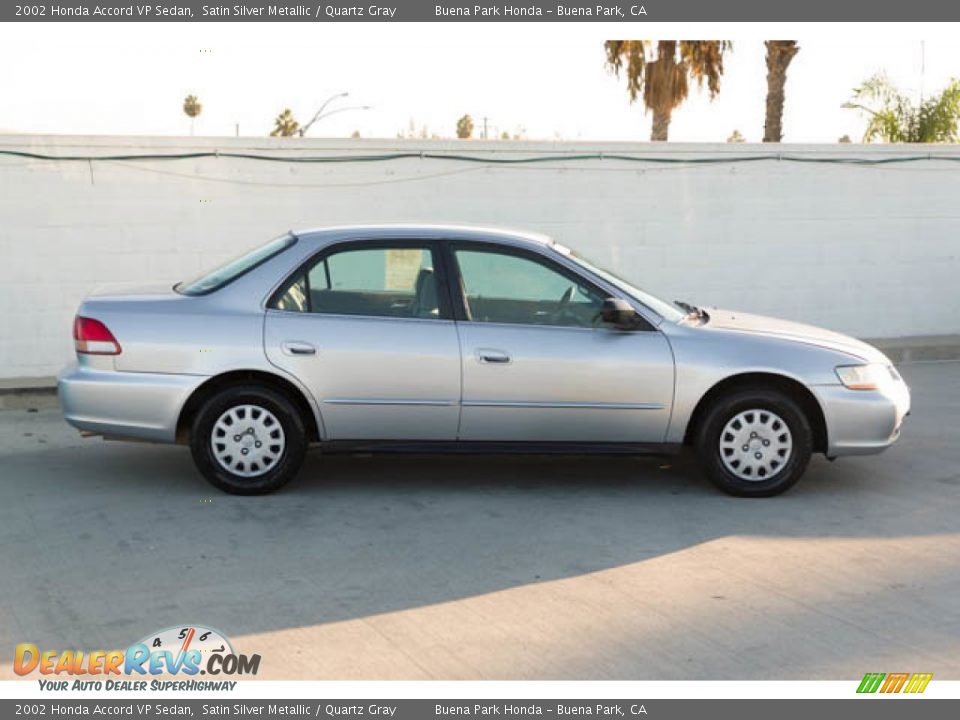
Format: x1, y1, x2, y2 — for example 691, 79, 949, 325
2, 680, 959, 700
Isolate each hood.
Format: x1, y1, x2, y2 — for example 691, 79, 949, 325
704, 308, 889, 363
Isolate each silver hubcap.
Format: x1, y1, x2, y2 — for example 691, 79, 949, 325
719, 408, 792, 482
211, 404, 285, 478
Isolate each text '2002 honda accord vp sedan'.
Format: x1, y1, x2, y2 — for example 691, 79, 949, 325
59, 225, 910, 497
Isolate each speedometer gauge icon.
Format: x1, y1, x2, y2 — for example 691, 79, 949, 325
136, 625, 233, 657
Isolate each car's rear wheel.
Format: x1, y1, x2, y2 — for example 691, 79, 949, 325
190, 385, 307, 495
694, 388, 812, 497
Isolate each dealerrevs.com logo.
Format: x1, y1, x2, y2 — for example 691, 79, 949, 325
14, 626, 260, 690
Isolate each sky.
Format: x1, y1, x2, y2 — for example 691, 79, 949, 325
0, 23, 957, 143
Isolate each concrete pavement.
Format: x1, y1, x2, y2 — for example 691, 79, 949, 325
1, 362, 958, 680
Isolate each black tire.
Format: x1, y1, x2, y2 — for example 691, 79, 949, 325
189, 384, 307, 495
694, 387, 812, 497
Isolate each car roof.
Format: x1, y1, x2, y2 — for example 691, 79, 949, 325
291, 224, 555, 250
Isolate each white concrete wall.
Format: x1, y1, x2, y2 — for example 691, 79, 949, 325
1, 134, 959, 380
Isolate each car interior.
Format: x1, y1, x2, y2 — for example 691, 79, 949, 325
310, 266, 440, 318
271, 245, 605, 328
462, 289, 602, 327
272, 249, 441, 319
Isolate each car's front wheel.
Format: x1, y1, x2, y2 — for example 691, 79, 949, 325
694, 388, 812, 497
190, 385, 307, 495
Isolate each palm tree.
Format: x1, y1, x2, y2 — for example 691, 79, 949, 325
270, 109, 300, 137
604, 40, 731, 141
182, 95, 202, 136
844, 74, 960, 143
763, 41, 800, 142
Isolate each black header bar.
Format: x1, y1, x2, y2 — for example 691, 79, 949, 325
5, 0, 960, 22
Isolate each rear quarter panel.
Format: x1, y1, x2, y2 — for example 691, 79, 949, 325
80, 237, 313, 377
100, 299, 268, 376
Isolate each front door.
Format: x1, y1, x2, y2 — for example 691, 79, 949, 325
264, 240, 461, 440
449, 244, 674, 443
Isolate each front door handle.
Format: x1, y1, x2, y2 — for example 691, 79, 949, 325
281, 341, 317, 356
477, 348, 511, 364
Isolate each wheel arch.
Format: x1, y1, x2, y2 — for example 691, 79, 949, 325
176, 369, 322, 444
683, 372, 828, 454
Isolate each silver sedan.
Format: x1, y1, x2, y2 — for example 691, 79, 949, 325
58, 225, 911, 496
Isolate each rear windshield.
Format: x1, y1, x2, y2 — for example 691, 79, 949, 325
175, 234, 297, 296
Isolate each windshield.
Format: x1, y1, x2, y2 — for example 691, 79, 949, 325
176, 234, 297, 296
551, 243, 687, 323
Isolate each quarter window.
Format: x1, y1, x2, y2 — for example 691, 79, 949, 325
273, 245, 442, 319
454, 249, 605, 328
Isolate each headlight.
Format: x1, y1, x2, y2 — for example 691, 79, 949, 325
835, 363, 893, 390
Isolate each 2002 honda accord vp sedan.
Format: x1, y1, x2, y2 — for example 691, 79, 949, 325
59, 225, 910, 497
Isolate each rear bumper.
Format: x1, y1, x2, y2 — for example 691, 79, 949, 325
813, 379, 911, 457
58, 362, 207, 443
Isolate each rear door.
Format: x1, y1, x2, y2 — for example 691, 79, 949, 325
264, 240, 461, 440
449, 243, 674, 443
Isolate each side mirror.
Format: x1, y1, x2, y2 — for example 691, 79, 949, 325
601, 298, 639, 329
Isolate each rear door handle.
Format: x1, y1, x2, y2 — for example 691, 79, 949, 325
281, 341, 317, 356
477, 348, 511, 364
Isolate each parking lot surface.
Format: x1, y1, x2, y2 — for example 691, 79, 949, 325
1, 362, 958, 680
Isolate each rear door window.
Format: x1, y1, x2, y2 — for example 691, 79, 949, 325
273, 244, 445, 319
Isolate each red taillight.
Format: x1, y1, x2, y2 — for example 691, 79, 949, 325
73, 316, 122, 355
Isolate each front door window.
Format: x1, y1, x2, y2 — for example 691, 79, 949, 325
454, 248, 605, 328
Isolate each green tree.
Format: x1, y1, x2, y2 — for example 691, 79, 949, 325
727, 129, 745, 143
270, 109, 300, 137
604, 40, 731, 141
844, 74, 960, 143
456, 114, 474, 139
182, 94, 202, 136
763, 41, 799, 142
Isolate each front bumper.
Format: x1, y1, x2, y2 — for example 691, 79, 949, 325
813, 378, 911, 457
58, 362, 208, 443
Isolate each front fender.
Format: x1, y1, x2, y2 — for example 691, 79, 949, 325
662, 323, 861, 445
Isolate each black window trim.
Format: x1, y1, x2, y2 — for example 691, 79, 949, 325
442, 240, 655, 331
267, 237, 455, 321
